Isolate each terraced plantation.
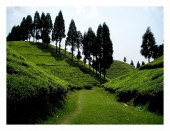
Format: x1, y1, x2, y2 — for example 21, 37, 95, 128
7, 41, 101, 124
106, 60, 135, 79
7, 41, 163, 124
104, 56, 163, 115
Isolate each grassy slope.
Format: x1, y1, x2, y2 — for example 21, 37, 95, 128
7, 41, 100, 89
139, 56, 163, 70
7, 41, 101, 123
106, 60, 135, 79
40, 87, 163, 124
104, 56, 163, 115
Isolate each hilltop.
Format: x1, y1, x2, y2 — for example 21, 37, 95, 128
106, 60, 135, 79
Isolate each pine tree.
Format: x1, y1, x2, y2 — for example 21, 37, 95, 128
20, 17, 27, 41
158, 43, 164, 57
25, 15, 33, 41
41, 13, 53, 48
52, 10, 65, 54
102, 23, 113, 80
40, 12, 46, 44
83, 57, 87, 68
130, 60, 134, 67
136, 61, 141, 68
65, 19, 77, 61
82, 32, 89, 66
142, 61, 145, 66
96, 24, 103, 77
76, 31, 83, 63
140, 27, 156, 63
124, 57, 126, 63
33, 11, 41, 42
7, 25, 21, 41
86, 27, 96, 71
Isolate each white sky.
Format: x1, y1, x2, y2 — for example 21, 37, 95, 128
6, 6, 163, 65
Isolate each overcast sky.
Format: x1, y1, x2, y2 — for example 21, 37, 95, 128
6, 6, 163, 65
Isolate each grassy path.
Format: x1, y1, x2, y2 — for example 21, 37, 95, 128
39, 87, 163, 124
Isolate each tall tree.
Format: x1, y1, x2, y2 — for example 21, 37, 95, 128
83, 57, 87, 68
65, 19, 77, 61
124, 57, 126, 63
41, 13, 53, 48
40, 12, 46, 44
136, 61, 141, 68
76, 31, 83, 63
20, 17, 27, 41
7, 25, 21, 41
140, 27, 156, 63
158, 43, 164, 57
33, 11, 41, 42
82, 32, 89, 67
86, 27, 96, 71
25, 15, 33, 41
95, 24, 103, 77
102, 23, 113, 80
52, 10, 65, 54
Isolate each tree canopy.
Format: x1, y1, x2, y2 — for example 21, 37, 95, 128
52, 10, 65, 54
140, 27, 156, 63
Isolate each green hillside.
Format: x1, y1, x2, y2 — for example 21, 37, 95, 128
139, 56, 163, 70
104, 56, 163, 115
106, 60, 135, 79
7, 41, 101, 123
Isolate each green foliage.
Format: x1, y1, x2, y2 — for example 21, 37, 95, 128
33, 11, 41, 42
66, 19, 77, 60
139, 56, 163, 70
7, 41, 101, 123
106, 60, 135, 79
104, 68, 163, 114
52, 10, 65, 54
140, 27, 156, 62
7, 45, 68, 123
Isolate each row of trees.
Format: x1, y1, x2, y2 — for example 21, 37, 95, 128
140, 27, 163, 62
124, 57, 145, 69
7, 10, 113, 80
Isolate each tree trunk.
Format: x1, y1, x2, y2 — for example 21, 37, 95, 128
92, 56, 94, 73
148, 57, 150, 63
96, 56, 98, 76
65, 43, 66, 58
89, 61, 90, 72
104, 67, 106, 81
56, 41, 58, 53
59, 40, 61, 54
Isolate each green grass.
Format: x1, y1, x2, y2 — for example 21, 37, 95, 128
139, 56, 163, 70
106, 60, 135, 79
39, 87, 163, 124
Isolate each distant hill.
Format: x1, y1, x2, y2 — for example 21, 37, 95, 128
106, 60, 135, 79
139, 56, 163, 70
